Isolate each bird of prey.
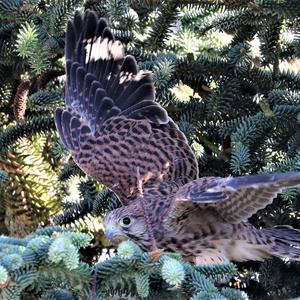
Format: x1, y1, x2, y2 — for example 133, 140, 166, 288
55, 10, 300, 265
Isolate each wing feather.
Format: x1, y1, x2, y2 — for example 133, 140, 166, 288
55, 10, 198, 202
174, 172, 300, 223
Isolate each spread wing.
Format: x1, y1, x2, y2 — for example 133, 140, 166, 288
172, 172, 300, 223
55, 10, 198, 204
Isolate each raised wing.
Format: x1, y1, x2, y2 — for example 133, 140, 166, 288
173, 172, 300, 223
55, 10, 198, 203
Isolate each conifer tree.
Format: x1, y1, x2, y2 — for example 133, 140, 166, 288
0, 0, 300, 299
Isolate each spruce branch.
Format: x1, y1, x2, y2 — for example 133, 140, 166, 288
0, 0, 23, 16
15, 22, 49, 74
58, 159, 84, 182
257, 0, 300, 18
37, 69, 65, 90
0, 116, 56, 152
145, 0, 181, 51
0, 170, 9, 185
91, 241, 244, 299
0, 227, 91, 299
28, 89, 64, 112
15, 22, 39, 59
46, 0, 85, 36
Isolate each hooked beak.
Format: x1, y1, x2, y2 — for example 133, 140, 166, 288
106, 227, 119, 240
105, 227, 127, 244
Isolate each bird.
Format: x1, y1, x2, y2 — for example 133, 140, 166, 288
55, 10, 300, 265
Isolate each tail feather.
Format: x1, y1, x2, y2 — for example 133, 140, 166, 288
262, 225, 300, 261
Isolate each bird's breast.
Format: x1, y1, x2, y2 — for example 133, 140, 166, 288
156, 221, 236, 257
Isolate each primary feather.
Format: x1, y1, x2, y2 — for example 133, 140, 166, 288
55, 10, 198, 203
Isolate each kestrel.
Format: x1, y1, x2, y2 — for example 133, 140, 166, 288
55, 10, 300, 265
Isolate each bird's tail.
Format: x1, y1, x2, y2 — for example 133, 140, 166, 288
261, 225, 300, 261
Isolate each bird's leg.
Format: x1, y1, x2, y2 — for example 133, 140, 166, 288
136, 167, 158, 251
149, 248, 164, 262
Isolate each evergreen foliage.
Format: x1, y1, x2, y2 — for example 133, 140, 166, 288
0, 226, 91, 300
91, 241, 246, 300
0, 0, 300, 299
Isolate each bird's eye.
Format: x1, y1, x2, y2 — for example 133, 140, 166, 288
120, 217, 132, 227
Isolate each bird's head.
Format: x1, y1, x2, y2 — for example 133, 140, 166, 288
103, 205, 150, 247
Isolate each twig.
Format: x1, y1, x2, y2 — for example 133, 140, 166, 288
137, 167, 158, 250
92, 265, 99, 300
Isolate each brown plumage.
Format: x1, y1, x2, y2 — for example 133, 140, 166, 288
55, 10, 300, 265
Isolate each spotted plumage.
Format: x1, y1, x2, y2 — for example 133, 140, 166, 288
56, 10, 300, 265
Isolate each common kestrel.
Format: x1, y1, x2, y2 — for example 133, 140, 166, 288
55, 10, 300, 265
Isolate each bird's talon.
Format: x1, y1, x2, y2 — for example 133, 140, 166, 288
149, 248, 164, 262
0, 277, 10, 289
